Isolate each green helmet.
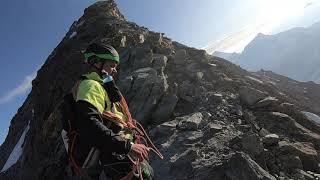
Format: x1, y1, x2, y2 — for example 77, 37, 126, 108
84, 43, 120, 64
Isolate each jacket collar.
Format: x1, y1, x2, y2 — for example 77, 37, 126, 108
82, 72, 103, 83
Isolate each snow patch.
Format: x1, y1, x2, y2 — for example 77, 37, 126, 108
76, 20, 85, 27
1, 121, 30, 172
69, 31, 77, 39
266, 80, 276, 85
208, 63, 217, 67
302, 111, 320, 124
246, 76, 263, 84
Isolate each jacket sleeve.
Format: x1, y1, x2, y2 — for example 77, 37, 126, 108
74, 99, 132, 155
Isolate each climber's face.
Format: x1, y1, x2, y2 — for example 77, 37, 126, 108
102, 60, 118, 76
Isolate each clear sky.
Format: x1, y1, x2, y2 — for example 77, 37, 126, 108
0, 0, 320, 145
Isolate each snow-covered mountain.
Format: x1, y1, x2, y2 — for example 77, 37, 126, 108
214, 22, 320, 83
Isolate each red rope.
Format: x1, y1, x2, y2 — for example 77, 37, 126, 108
69, 132, 85, 176
102, 94, 164, 180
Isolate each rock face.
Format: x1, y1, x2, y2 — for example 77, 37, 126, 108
1, 1, 320, 180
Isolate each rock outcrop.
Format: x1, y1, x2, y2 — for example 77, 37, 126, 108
1, 1, 320, 180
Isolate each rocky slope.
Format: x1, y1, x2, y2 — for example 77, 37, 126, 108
1, 1, 320, 180
214, 22, 320, 83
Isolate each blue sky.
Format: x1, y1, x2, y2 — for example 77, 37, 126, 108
1, 0, 320, 145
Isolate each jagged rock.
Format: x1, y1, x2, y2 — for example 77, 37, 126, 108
150, 120, 177, 139
255, 96, 279, 109
258, 128, 270, 137
169, 149, 197, 179
204, 123, 223, 138
243, 110, 260, 131
278, 141, 319, 172
262, 134, 280, 146
177, 131, 204, 144
223, 152, 276, 180
277, 154, 303, 172
129, 67, 168, 124
241, 134, 264, 157
152, 54, 167, 73
201, 111, 212, 120
176, 112, 203, 131
239, 86, 268, 106
236, 124, 252, 133
152, 94, 178, 124
255, 112, 296, 135
173, 49, 187, 65
294, 169, 315, 180
178, 80, 194, 102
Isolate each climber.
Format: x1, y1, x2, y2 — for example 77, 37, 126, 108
71, 42, 155, 180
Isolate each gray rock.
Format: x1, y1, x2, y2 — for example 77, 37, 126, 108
295, 169, 315, 180
278, 154, 303, 172
205, 123, 223, 137
241, 133, 264, 157
255, 112, 296, 135
243, 110, 260, 131
177, 112, 203, 131
223, 152, 276, 180
186, 63, 201, 73
279, 141, 319, 172
173, 49, 187, 65
255, 96, 279, 108
239, 86, 268, 106
208, 92, 223, 104
262, 134, 280, 146
117, 75, 133, 95
258, 128, 270, 137
150, 120, 177, 138
169, 149, 197, 179
152, 54, 168, 73
236, 124, 252, 133
201, 111, 212, 120
178, 80, 195, 102
177, 131, 204, 144
196, 72, 204, 81
152, 94, 178, 124
129, 67, 168, 124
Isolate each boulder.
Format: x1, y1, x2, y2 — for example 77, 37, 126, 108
129, 67, 168, 124
223, 152, 276, 180
241, 133, 264, 157
254, 112, 296, 135
177, 112, 203, 131
255, 96, 279, 109
277, 154, 303, 172
279, 141, 319, 172
169, 149, 197, 179
152, 94, 178, 124
262, 134, 280, 146
150, 120, 177, 139
207, 123, 223, 134
239, 86, 268, 106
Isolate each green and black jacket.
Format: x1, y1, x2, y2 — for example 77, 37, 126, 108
74, 72, 132, 155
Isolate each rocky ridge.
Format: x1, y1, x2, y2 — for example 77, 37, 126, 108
1, 1, 320, 180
